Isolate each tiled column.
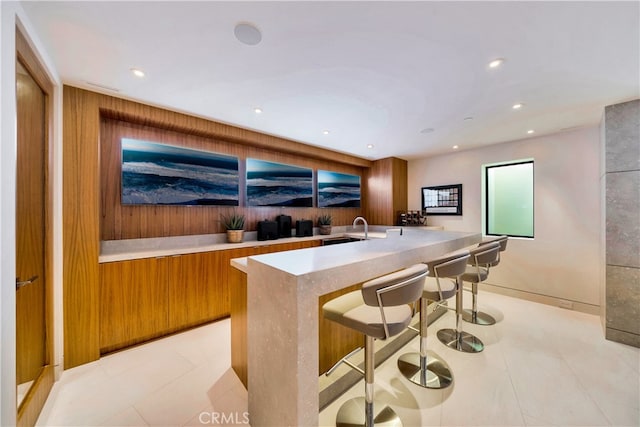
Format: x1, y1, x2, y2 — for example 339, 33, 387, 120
602, 99, 640, 347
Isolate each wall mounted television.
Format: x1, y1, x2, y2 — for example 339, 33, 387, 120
121, 138, 239, 205
421, 184, 462, 215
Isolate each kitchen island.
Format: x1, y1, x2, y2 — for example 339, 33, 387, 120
235, 227, 480, 426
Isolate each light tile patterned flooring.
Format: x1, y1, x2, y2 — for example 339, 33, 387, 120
38, 292, 639, 426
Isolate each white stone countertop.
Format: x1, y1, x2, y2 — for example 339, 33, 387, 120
244, 227, 471, 277
99, 225, 443, 263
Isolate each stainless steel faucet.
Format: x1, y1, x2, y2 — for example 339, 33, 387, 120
352, 216, 368, 240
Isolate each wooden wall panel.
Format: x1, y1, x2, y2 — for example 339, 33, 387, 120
101, 108, 372, 168
100, 118, 366, 240
365, 157, 408, 226
63, 88, 101, 368
64, 86, 405, 369
365, 158, 390, 225
391, 157, 408, 222
365, 157, 407, 225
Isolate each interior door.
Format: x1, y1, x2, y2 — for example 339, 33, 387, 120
15, 59, 47, 406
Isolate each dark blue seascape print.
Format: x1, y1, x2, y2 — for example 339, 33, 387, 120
121, 138, 239, 205
246, 158, 313, 207
317, 170, 361, 208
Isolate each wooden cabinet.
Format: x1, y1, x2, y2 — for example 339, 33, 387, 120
168, 252, 227, 331
318, 284, 364, 375
100, 257, 169, 353
230, 266, 248, 387
100, 239, 322, 354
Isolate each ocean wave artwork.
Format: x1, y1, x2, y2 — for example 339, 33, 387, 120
318, 170, 361, 208
121, 138, 239, 205
246, 158, 313, 207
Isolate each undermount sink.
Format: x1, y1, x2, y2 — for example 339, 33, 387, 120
346, 231, 388, 239
320, 236, 363, 246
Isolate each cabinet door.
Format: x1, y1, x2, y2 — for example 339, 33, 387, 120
168, 251, 228, 330
99, 257, 169, 353
218, 247, 255, 301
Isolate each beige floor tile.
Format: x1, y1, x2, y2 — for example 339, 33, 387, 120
439, 363, 525, 426
37, 292, 640, 427
101, 406, 149, 426
135, 359, 232, 426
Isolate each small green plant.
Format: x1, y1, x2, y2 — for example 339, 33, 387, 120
220, 210, 245, 230
318, 214, 332, 226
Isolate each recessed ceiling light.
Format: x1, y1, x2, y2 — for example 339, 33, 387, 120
420, 127, 434, 134
488, 58, 505, 68
453, 145, 459, 150
322, 130, 330, 135
527, 129, 535, 134
367, 144, 374, 149
512, 103, 524, 110
234, 22, 262, 46
130, 68, 145, 78
254, 107, 263, 114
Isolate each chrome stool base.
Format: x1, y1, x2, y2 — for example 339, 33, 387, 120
336, 397, 403, 427
397, 352, 453, 389
437, 328, 484, 353
462, 309, 496, 326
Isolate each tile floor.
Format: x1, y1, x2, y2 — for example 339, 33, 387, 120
37, 292, 639, 426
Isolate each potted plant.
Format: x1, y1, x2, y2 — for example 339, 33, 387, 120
221, 210, 246, 243
318, 214, 332, 235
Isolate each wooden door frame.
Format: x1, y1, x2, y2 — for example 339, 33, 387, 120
15, 26, 55, 427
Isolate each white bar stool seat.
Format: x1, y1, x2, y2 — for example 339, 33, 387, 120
462, 235, 508, 325
397, 250, 470, 389
323, 264, 428, 427
437, 242, 500, 353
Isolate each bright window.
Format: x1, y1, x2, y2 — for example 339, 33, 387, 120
485, 160, 534, 238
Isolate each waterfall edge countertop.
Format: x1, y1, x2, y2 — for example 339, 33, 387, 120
241, 227, 480, 427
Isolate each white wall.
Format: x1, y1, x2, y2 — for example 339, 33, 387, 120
0, 4, 17, 423
0, 2, 62, 425
408, 127, 601, 309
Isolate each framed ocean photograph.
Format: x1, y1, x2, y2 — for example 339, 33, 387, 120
317, 170, 361, 208
246, 158, 313, 207
121, 138, 239, 205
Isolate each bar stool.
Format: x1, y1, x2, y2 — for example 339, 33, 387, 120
323, 264, 428, 427
463, 236, 508, 325
397, 250, 470, 389
437, 242, 500, 353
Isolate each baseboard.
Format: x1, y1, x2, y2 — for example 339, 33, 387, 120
481, 283, 600, 316
606, 327, 640, 348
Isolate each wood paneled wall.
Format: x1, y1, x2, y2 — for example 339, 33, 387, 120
101, 118, 365, 240
63, 88, 101, 368
63, 86, 405, 369
365, 157, 408, 226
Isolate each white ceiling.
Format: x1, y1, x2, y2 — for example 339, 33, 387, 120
21, 1, 639, 160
